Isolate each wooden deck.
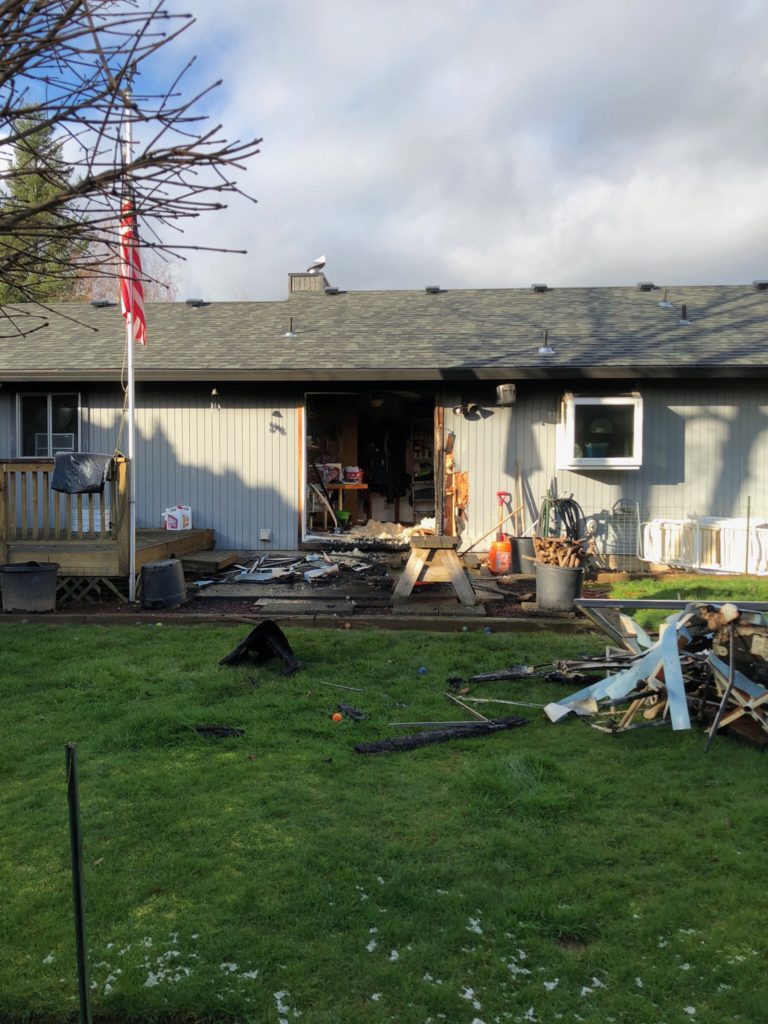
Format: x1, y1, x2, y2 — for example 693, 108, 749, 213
1, 458, 213, 577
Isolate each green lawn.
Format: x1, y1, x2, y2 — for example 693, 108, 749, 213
1, 623, 766, 1024
607, 572, 768, 630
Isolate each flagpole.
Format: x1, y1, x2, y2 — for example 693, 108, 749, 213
122, 87, 138, 603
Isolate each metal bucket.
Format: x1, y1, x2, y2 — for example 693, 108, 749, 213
0, 561, 59, 612
510, 537, 535, 573
535, 563, 584, 612
141, 558, 187, 610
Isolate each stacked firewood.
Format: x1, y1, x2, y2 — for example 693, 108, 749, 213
533, 535, 594, 568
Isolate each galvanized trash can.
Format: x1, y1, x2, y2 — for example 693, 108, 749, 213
0, 561, 59, 613
140, 558, 187, 610
535, 563, 584, 612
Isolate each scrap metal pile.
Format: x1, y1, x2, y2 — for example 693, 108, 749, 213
549, 601, 768, 746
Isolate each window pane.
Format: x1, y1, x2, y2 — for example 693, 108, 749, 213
20, 395, 48, 456
51, 394, 78, 453
574, 404, 634, 458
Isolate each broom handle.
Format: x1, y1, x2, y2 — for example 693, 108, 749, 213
459, 503, 525, 556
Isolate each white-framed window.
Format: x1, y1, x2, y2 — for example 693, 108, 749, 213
17, 392, 81, 457
557, 393, 643, 470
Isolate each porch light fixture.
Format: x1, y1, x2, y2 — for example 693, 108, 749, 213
496, 383, 517, 406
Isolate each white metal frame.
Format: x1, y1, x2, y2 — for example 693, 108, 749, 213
640, 516, 768, 575
557, 393, 643, 470
16, 392, 82, 457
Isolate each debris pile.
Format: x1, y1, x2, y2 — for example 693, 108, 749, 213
218, 552, 390, 586
347, 517, 436, 544
551, 601, 768, 747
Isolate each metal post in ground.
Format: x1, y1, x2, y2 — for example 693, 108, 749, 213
66, 743, 91, 1024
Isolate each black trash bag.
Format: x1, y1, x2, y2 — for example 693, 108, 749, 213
355, 715, 527, 755
51, 453, 112, 494
219, 620, 300, 675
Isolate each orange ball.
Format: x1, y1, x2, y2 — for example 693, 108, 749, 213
331, 712, 343, 722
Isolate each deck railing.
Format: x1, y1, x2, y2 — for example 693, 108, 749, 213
0, 456, 129, 563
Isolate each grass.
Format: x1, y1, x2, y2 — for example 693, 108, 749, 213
1, 622, 766, 1024
607, 572, 768, 630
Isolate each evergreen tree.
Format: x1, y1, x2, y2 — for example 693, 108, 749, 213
0, 114, 82, 303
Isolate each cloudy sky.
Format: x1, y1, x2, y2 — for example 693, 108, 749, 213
160, 0, 768, 301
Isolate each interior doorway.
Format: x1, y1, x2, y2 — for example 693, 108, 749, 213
304, 390, 436, 539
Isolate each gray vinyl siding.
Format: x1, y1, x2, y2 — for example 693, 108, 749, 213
446, 381, 768, 548
85, 385, 301, 550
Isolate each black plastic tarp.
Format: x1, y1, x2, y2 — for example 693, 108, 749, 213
51, 453, 113, 494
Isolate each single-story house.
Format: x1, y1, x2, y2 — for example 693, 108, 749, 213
2, 272, 768, 574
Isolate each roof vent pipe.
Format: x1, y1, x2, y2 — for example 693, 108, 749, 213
678, 304, 691, 325
284, 316, 297, 338
538, 329, 555, 356
658, 288, 674, 309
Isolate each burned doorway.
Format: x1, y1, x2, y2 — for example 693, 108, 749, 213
304, 390, 437, 540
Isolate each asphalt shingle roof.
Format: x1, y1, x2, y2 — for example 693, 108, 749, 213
1, 284, 767, 382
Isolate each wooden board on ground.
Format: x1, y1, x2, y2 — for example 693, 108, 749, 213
181, 549, 240, 574
253, 600, 353, 616
201, 583, 390, 603
394, 598, 486, 617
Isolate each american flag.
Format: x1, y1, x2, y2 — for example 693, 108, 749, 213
119, 199, 147, 346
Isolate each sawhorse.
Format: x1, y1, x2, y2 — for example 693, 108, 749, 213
393, 535, 477, 606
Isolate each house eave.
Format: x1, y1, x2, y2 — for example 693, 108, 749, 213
3, 363, 768, 384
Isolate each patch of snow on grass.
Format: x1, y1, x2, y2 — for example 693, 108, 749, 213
42, 953, 54, 964
460, 986, 481, 1010
543, 979, 559, 991
467, 917, 483, 934
389, 949, 399, 962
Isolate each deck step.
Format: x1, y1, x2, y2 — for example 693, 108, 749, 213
180, 549, 240, 574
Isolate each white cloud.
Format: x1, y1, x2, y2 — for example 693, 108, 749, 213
151, 0, 768, 299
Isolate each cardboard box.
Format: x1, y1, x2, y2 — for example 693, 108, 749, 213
317, 463, 342, 485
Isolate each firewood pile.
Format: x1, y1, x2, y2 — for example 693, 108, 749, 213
532, 535, 595, 568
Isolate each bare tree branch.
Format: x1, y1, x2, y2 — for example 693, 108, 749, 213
0, 0, 261, 326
